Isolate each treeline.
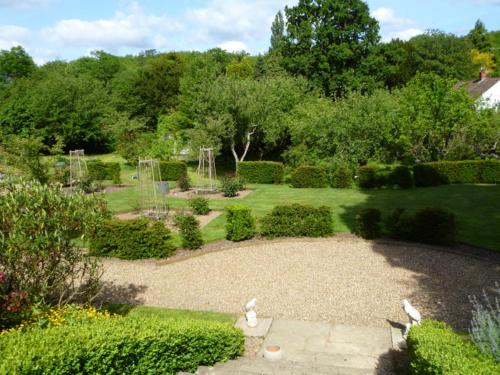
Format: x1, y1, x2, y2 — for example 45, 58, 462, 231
0, 0, 499, 169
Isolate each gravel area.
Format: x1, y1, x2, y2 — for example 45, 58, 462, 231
100, 235, 499, 329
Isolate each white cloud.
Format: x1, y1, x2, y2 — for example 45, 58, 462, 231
42, 2, 182, 50
218, 40, 247, 52
0, 25, 31, 49
372, 7, 423, 42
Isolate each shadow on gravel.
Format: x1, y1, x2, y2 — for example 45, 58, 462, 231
96, 281, 148, 306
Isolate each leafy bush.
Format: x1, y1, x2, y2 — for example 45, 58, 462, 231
412, 207, 456, 246
221, 177, 240, 197
260, 204, 333, 239
407, 320, 500, 375
87, 160, 121, 184
189, 197, 210, 215
0, 316, 244, 374
413, 160, 500, 187
357, 166, 378, 188
174, 214, 203, 250
225, 205, 256, 241
177, 175, 191, 191
469, 284, 500, 362
0, 272, 29, 330
90, 218, 176, 259
0, 181, 108, 306
331, 164, 352, 188
158, 161, 187, 181
388, 165, 413, 189
3, 136, 49, 184
356, 208, 382, 239
237, 161, 284, 184
290, 165, 328, 188
385, 208, 414, 240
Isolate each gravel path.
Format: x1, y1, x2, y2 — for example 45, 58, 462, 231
100, 235, 499, 329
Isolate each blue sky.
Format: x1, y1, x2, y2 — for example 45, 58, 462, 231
0, 0, 499, 64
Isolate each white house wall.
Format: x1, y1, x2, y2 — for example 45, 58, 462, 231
481, 82, 500, 109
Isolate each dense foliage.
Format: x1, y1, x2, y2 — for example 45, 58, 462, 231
174, 214, 204, 250
189, 197, 210, 215
0, 316, 244, 374
356, 208, 382, 239
0, 181, 108, 306
414, 160, 500, 186
260, 204, 333, 239
87, 160, 121, 184
407, 320, 500, 374
225, 205, 256, 241
89, 218, 175, 259
158, 161, 188, 181
237, 161, 284, 184
290, 166, 328, 188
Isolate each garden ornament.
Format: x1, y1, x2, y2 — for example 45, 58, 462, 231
245, 298, 258, 328
402, 299, 422, 339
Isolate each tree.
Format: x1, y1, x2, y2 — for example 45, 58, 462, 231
467, 20, 492, 52
0, 46, 36, 84
281, 0, 380, 97
2, 136, 49, 184
270, 11, 286, 53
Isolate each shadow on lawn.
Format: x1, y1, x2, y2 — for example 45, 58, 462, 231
96, 281, 148, 306
338, 184, 500, 330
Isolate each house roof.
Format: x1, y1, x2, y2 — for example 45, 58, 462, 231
456, 76, 500, 98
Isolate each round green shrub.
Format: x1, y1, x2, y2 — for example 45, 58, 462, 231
225, 205, 255, 241
331, 164, 352, 188
356, 208, 382, 239
177, 175, 191, 192
412, 207, 456, 246
413, 164, 443, 187
221, 178, 239, 197
189, 197, 210, 215
385, 208, 414, 240
290, 166, 327, 188
389, 166, 414, 189
357, 166, 378, 188
174, 214, 203, 250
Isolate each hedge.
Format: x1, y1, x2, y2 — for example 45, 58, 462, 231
413, 160, 500, 187
225, 205, 256, 241
87, 160, 121, 184
237, 161, 284, 184
0, 316, 244, 375
89, 218, 175, 259
407, 320, 500, 375
290, 166, 328, 188
356, 208, 382, 239
260, 204, 333, 239
158, 161, 188, 181
174, 214, 203, 250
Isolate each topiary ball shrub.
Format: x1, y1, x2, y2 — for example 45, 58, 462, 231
237, 161, 284, 184
90, 218, 176, 259
385, 208, 414, 240
413, 164, 443, 187
356, 208, 382, 239
189, 197, 210, 215
357, 166, 378, 188
225, 205, 255, 241
0, 316, 245, 375
221, 178, 240, 197
412, 208, 456, 246
174, 214, 203, 250
331, 164, 352, 188
177, 175, 191, 192
389, 166, 413, 189
259, 204, 333, 239
290, 166, 328, 188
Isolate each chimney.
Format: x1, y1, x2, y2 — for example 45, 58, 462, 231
479, 68, 488, 81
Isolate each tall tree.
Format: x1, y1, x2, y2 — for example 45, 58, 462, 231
0, 46, 36, 84
270, 11, 286, 53
280, 0, 380, 97
467, 20, 492, 52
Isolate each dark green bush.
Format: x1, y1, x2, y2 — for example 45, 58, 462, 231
225, 205, 255, 241
331, 164, 352, 188
0, 316, 245, 375
413, 160, 500, 187
385, 208, 414, 240
89, 218, 175, 259
260, 204, 333, 239
221, 178, 240, 197
407, 320, 500, 375
174, 214, 203, 250
87, 160, 121, 184
158, 161, 187, 181
189, 197, 210, 215
290, 166, 327, 188
357, 166, 378, 188
388, 166, 413, 189
177, 175, 191, 191
356, 208, 382, 239
237, 161, 284, 184
412, 207, 456, 246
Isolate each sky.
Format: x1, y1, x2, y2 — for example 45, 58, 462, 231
0, 0, 499, 64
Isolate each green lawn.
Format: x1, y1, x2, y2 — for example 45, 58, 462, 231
105, 304, 235, 324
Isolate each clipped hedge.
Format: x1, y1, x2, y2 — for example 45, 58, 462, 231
0, 316, 244, 375
357, 166, 378, 188
174, 214, 203, 250
225, 205, 256, 241
237, 161, 284, 184
413, 160, 500, 187
290, 166, 327, 188
356, 208, 382, 239
89, 218, 175, 259
87, 160, 121, 184
407, 320, 500, 375
260, 204, 333, 239
158, 161, 187, 181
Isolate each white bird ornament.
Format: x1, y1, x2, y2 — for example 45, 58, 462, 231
402, 299, 422, 339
